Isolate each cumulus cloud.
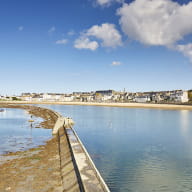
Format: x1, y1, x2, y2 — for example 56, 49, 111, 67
97, 0, 111, 6
18, 26, 24, 31
87, 23, 122, 47
96, 0, 123, 6
74, 37, 99, 51
176, 44, 192, 62
111, 61, 121, 66
117, 0, 192, 46
74, 23, 122, 50
56, 39, 68, 45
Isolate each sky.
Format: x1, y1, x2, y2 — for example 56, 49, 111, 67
0, 0, 192, 95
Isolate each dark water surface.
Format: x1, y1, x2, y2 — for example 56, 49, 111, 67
44, 105, 192, 192
0, 108, 52, 154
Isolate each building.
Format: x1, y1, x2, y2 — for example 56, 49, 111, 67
175, 91, 189, 103
61, 95, 74, 102
95, 90, 115, 96
135, 96, 151, 103
170, 90, 189, 103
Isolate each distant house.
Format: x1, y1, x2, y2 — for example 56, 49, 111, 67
150, 93, 165, 103
135, 96, 151, 103
0, 95, 12, 101
188, 90, 192, 101
176, 91, 189, 102
21, 95, 32, 101
123, 93, 134, 102
32, 95, 43, 102
95, 90, 115, 101
95, 90, 115, 96
80, 94, 94, 102
102, 95, 113, 101
42, 93, 63, 101
43, 93, 52, 101
170, 90, 188, 103
61, 95, 74, 102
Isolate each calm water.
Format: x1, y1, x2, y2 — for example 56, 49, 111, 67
0, 108, 52, 154
44, 105, 192, 192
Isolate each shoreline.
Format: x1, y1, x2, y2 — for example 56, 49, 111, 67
0, 104, 63, 192
0, 104, 59, 156
1, 101, 192, 110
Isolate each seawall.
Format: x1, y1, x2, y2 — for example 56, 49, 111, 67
52, 111, 110, 192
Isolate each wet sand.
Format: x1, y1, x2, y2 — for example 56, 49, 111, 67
0, 104, 63, 192
1, 101, 192, 110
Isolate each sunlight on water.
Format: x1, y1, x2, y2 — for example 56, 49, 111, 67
42, 105, 192, 192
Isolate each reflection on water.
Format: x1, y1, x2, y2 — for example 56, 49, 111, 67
179, 110, 192, 160
180, 110, 190, 134
41, 105, 192, 192
0, 108, 52, 154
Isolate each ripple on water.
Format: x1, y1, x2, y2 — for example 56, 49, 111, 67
0, 108, 52, 155
38, 105, 192, 192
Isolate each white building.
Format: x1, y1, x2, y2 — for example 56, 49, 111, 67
174, 91, 189, 103
43, 93, 63, 101
61, 95, 74, 102
102, 95, 113, 101
135, 96, 151, 103
21, 96, 32, 101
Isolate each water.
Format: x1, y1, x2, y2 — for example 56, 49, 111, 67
43, 104, 192, 192
0, 108, 52, 154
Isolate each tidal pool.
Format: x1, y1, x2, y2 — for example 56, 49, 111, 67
0, 108, 52, 154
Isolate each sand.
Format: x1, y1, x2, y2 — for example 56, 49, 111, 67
0, 104, 63, 192
1, 101, 192, 110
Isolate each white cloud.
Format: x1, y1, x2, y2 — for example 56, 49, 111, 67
68, 30, 75, 36
87, 23, 122, 48
18, 26, 24, 31
176, 43, 192, 62
48, 26, 56, 34
97, 0, 111, 6
74, 23, 122, 50
74, 37, 99, 51
117, 0, 192, 46
96, 0, 123, 6
56, 39, 68, 45
111, 61, 121, 66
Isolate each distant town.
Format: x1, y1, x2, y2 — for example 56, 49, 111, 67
1, 89, 192, 104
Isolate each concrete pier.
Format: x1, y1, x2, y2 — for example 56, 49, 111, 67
53, 114, 110, 192
66, 127, 110, 192
57, 125, 82, 192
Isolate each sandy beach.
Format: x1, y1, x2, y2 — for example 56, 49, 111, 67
1, 101, 192, 110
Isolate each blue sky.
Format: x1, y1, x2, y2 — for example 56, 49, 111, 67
0, 0, 192, 95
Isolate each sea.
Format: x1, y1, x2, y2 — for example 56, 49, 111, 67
47, 105, 192, 192
1, 105, 192, 192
